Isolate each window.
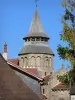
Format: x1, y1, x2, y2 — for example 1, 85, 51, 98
36, 37, 40, 41
43, 88, 45, 94
59, 98, 65, 100
28, 38, 30, 41
45, 38, 48, 42
36, 56, 41, 67
31, 38, 35, 41
45, 72, 47, 76
21, 57, 24, 67
41, 37, 44, 41
45, 57, 49, 67
31, 56, 35, 67
25, 39, 27, 42
49, 57, 52, 67
24, 57, 28, 67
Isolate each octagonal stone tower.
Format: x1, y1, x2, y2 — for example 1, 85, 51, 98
18, 9, 54, 78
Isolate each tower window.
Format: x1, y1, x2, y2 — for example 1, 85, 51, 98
36, 37, 40, 41
45, 38, 48, 42
24, 57, 28, 67
45, 72, 47, 76
21, 57, 24, 67
41, 38, 44, 41
31, 38, 35, 41
25, 39, 27, 42
43, 88, 45, 94
28, 38, 30, 41
45, 58, 49, 67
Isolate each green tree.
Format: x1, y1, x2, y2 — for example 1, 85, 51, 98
57, 0, 75, 86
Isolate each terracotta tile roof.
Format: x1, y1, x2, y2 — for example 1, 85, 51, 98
8, 58, 19, 65
25, 68, 38, 75
52, 83, 69, 91
7, 60, 43, 81
43, 74, 52, 82
0, 54, 41, 100
8, 59, 38, 75
40, 74, 53, 85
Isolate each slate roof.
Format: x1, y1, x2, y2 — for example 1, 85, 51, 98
0, 54, 41, 100
23, 9, 49, 39
24, 32, 49, 39
18, 45, 54, 55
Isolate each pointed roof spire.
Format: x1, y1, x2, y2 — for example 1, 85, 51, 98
29, 9, 44, 33
23, 9, 49, 39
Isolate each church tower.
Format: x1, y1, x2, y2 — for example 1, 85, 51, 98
18, 3, 54, 100
18, 8, 54, 77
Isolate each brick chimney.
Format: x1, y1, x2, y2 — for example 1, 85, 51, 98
3, 43, 8, 60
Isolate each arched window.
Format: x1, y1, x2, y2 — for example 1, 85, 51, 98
21, 57, 24, 67
36, 56, 41, 67
45, 57, 49, 67
31, 56, 35, 67
49, 57, 52, 67
24, 57, 28, 67
45, 72, 47, 76
43, 88, 45, 94
59, 98, 65, 100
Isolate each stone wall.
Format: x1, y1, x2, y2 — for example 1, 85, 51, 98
19, 53, 53, 100
52, 90, 70, 100
19, 53, 53, 77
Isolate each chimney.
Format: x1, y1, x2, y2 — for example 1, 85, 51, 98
3, 42, 8, 60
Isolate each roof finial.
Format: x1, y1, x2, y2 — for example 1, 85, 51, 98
35, 0, 38, 8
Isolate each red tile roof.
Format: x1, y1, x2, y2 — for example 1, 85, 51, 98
52, 83, 69, 91
43, 74, 52, 82
8, 58, 19, 65
7, 58, 52, 84
7, 61, 43, 81
25, 68, 38, 75
8, 59, 38, 75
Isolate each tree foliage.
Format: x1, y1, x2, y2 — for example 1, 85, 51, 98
57, 68, 75, 86
57, 0, 75, 86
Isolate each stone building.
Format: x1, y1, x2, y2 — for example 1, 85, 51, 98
2, 7, 70, 100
